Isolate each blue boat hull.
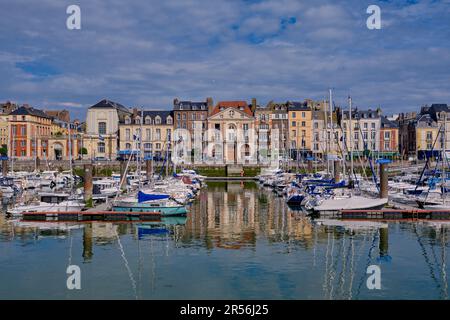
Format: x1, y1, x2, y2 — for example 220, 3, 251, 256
112, 205, 187, 216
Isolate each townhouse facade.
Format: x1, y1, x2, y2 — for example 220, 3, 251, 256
119, 109, 173, 160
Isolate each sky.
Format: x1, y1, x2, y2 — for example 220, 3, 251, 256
0, 0, 449, 120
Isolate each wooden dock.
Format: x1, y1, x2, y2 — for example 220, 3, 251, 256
21, 210, 162, 222
340, 209, 450, 220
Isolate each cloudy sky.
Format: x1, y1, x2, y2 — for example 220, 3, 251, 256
0, 0, 449, 120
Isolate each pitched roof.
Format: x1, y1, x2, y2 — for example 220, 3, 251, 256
89, 99, 130, 113
9, 106, 52, 119
287, 101, 310, 111
123, 110, 173, 125
174, 100, 208, 111
210, 101, 253, 117
381, 116, 398, 129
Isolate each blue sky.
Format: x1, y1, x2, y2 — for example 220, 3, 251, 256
0, 0, 449, 120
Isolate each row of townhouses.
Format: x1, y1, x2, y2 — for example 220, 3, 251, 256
1, 99, 449, 163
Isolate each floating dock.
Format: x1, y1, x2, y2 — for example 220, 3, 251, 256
340, 209, 450, 220
21, 210, 162, 222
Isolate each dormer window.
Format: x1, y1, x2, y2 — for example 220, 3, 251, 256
135, 117, 141, 125
125, 116, 131, 125
155, 116, 161, 125
167, 116, 173, 125
145, 116, 151, 125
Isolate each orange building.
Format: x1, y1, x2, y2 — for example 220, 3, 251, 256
380, 116, 399, 154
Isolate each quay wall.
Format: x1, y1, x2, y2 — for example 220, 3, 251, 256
1, 159, 427, 178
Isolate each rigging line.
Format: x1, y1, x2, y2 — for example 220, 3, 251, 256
441, 227, 448, 300
322, 229, 331, 298
338, 235, 347, 298
348, 232, 355, 300
328, 231, 336, 300
413, 224, 442, 292
114, 227, 138, 300
355, 229, 378, 299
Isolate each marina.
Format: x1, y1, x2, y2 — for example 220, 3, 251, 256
1, 181, 449, 299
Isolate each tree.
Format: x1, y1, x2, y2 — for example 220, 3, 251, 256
79, 147, 88, 155
0, 145, 7, 156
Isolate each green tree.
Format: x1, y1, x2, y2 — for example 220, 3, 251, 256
0, 145, 7, 156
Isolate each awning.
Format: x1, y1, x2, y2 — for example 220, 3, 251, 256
118, 149, 140, 155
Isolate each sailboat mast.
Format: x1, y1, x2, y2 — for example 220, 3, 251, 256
139, 108, 144, 189
68, 122, 73, 190
443, 113, 446, 205
349, 96, 354, 181
329, 89, 335, 178
324, 99, 330, 175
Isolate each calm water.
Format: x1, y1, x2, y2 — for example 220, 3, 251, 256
0, 181, 449, 300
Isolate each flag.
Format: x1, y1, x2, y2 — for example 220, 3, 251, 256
99, 135, 104, 141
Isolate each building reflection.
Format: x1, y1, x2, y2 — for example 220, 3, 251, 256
182, 181, 314, 249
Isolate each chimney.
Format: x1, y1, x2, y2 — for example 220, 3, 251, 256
173, 98, 179, 108
207, 97, 214, 115
251, 98, 257, 113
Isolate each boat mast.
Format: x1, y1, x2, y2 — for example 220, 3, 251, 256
443, 112, 447, 205
68, 122, 73, 190
139, 107, 144, 190
329, 89, 335, 178
324, 99, 330, 175
349, 96, 354, 182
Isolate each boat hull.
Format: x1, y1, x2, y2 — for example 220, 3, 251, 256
112, 204, 187, 216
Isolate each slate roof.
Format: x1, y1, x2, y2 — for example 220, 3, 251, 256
89, 99, 130, 113
174, 100, 208, 111
287, 101, 310, 111
9, 106, 52, 119
381, 116, 398, 129
123, 110, 173, 125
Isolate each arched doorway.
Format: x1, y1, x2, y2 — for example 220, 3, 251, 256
226, 124, 237, 163
53, 142, 64, 160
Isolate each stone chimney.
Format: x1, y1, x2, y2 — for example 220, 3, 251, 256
173, 98, 179, 108
207, 97, 214, 115
251, 98, 257, 113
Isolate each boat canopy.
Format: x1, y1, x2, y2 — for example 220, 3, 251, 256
137, 191, 170, 203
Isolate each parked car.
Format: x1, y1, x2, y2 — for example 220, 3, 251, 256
93, 156, 109, 161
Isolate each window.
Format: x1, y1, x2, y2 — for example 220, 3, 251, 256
426, 131, 433, 140
146, 129, 151, 140
243, 124, 249, 131
98, 142, 105, 153
292, 130, 296, 137
126, 143, 131, 149
125, 117, 131, 125
156, 143, 161, 149
167, 117, 173, 125
354, 132, 359, 140
364, 123, 368, 129
145, 117, 151, 125
166, 129, 171, 139
301, 121, 306, 127
371, 131, 376, 139
384, 141, 390, 150
155, 129, 161, 140
371, 123, 376, 129
302, 112, 306, 118
21, 140, 26, 147
135, 117, 141, 125
182, 114, 186, 120
191, 113, 195, 120
302, 130, 306, 137
125, 129, 130, 141
292, 121, 296, 127
155, 116, 161, 125
314, 143, 319, 151
292, 112, 296, 118
384, 131, 391, 139
144, 143, 152, 150
363, 132, 368, 140
98, 122, 106, 135
177, 114, 181, 120
20, 126, 26, 135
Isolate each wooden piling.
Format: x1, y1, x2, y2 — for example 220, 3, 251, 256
380, 163, 388, 199
84, 163, 93, 203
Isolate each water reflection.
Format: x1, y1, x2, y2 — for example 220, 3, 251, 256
0, 181, 449, 299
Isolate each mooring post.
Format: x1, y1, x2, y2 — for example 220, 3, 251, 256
308, 160, 313, 173
380, 162, 388, 198
146, 159, 152, 181
379, 227, 389, 256
84, 163, 93, 205
120, 160, 127, 190
334, 160, 340, 182
1, 159, 8, 177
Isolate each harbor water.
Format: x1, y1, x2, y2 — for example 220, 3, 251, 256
0, 181, 449, 299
